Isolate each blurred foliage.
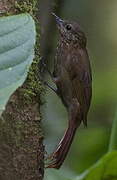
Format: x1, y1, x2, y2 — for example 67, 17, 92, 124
45, 151, 117, 180
76, 151, 117, 180
42, 0, 117, 179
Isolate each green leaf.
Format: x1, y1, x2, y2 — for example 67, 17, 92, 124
0, 13, 36, 115
75, 151, 117, 180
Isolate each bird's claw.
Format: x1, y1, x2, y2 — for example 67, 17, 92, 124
39, 57, 47, 74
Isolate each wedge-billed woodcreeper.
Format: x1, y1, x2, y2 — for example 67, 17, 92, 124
47, 13, 92, 169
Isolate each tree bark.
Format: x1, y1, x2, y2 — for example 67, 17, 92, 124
0, 1, 44, 180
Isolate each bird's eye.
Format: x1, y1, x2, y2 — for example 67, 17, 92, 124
66, 24, 72, 30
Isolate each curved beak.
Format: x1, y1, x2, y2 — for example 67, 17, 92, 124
52, 13, 64, 26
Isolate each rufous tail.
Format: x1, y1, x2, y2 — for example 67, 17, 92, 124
46, 124, 77, 169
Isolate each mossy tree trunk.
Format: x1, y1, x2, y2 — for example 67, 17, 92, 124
0, 1, 44, 180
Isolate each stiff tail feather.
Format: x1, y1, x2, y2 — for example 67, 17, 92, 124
46, 124, 77, 169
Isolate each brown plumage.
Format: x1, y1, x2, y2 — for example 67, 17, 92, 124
47, 14, 92, 169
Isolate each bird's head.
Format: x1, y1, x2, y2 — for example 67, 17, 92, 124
52, 13, 87, 48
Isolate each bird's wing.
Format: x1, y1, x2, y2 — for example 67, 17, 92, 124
66, 49, 92, 124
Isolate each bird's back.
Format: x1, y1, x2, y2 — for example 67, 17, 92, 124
53, 42, 92, 125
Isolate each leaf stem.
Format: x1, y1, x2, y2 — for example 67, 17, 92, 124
108, 111, 117, 152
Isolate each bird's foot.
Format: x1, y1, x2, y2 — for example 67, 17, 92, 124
39, 57, 53, 78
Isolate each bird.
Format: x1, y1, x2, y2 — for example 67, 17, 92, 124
46, 13, 92, 169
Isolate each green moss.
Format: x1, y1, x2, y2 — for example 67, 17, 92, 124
15, 0, 37, 15
22, 59, 44, 103
22, 23, 45, 103
14, 0, 45, 103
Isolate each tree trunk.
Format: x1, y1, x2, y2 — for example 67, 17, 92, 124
39, 0, 65, 69
0, 1, 44, 180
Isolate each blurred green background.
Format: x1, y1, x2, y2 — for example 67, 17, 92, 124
40, 0, 117, 179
